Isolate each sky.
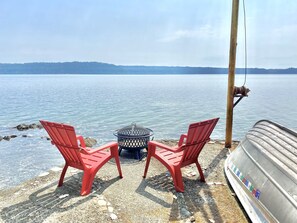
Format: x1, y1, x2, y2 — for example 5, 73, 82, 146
0, 0, 297, 68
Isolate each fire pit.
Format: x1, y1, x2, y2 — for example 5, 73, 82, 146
114, 123, 153, 160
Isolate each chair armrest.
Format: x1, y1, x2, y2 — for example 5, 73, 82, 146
76, 135, 86, 147
178, 134, 187, 146
80, 142, 118, 155
149, 141, 183, 152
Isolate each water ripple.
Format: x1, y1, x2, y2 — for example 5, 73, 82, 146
1, 74, 297, 189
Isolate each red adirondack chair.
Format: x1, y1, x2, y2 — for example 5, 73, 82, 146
143, 118, 219, 192
40, 120, 123, 196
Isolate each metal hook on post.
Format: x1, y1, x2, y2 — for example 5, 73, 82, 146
233, 85, 250, 108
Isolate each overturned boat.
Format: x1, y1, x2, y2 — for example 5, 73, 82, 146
225, 120, 297, 222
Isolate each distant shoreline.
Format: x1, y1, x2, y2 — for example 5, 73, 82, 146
1, 62, 297, 74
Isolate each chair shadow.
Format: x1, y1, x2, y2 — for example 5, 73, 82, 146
0, 173, 121, 223
203, 147, 228, 179
136, 176, 173, 208
136, 147, 228, 222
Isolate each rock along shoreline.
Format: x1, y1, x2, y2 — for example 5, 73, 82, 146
0, 123, 98, 147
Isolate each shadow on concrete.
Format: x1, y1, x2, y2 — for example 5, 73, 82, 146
135, 178, 172, 208
203, 147, 228, 179
0, 173, 121, 223
136, 147, 228, 222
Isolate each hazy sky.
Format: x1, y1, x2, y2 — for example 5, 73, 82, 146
1, 0, 296, 68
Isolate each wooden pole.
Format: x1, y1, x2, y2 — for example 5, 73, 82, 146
225, 0, 240, 148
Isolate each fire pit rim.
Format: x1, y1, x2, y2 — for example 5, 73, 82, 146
113, 123, 154, 138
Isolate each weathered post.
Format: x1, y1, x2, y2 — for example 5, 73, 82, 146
225, 0, 240, 148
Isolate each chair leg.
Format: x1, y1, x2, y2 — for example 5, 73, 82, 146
195, 161, 205, 182
143, 143, 156, 178
81, 171, 96, 196
58, 164, 68, 187
143, 153, 152, 178
111, 145, 123, 178
114, 154, 123, 178
173, 167, 184, 192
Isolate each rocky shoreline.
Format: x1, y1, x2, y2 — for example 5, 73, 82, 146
0, 123, 44, 142
14, 123, 43, 131
0, 123, 98, 147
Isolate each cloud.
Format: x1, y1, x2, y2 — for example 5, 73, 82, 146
158, 25, 216, 43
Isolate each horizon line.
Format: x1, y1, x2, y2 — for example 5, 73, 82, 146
0, 61, 296, 70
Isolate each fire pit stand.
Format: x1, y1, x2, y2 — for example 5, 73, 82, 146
113, 123, 153, 160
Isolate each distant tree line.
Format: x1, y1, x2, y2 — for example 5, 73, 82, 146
0, 62, 296, 74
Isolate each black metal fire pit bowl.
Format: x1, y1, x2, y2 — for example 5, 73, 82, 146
113, 123, 154, 160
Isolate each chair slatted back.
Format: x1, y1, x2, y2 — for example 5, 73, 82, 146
40, 120, 84, 168
182, 118, 219, 163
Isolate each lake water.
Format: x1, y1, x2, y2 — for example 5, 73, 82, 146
1, 74, 297, 189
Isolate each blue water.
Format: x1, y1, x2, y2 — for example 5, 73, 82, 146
1, 74, 297, 189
